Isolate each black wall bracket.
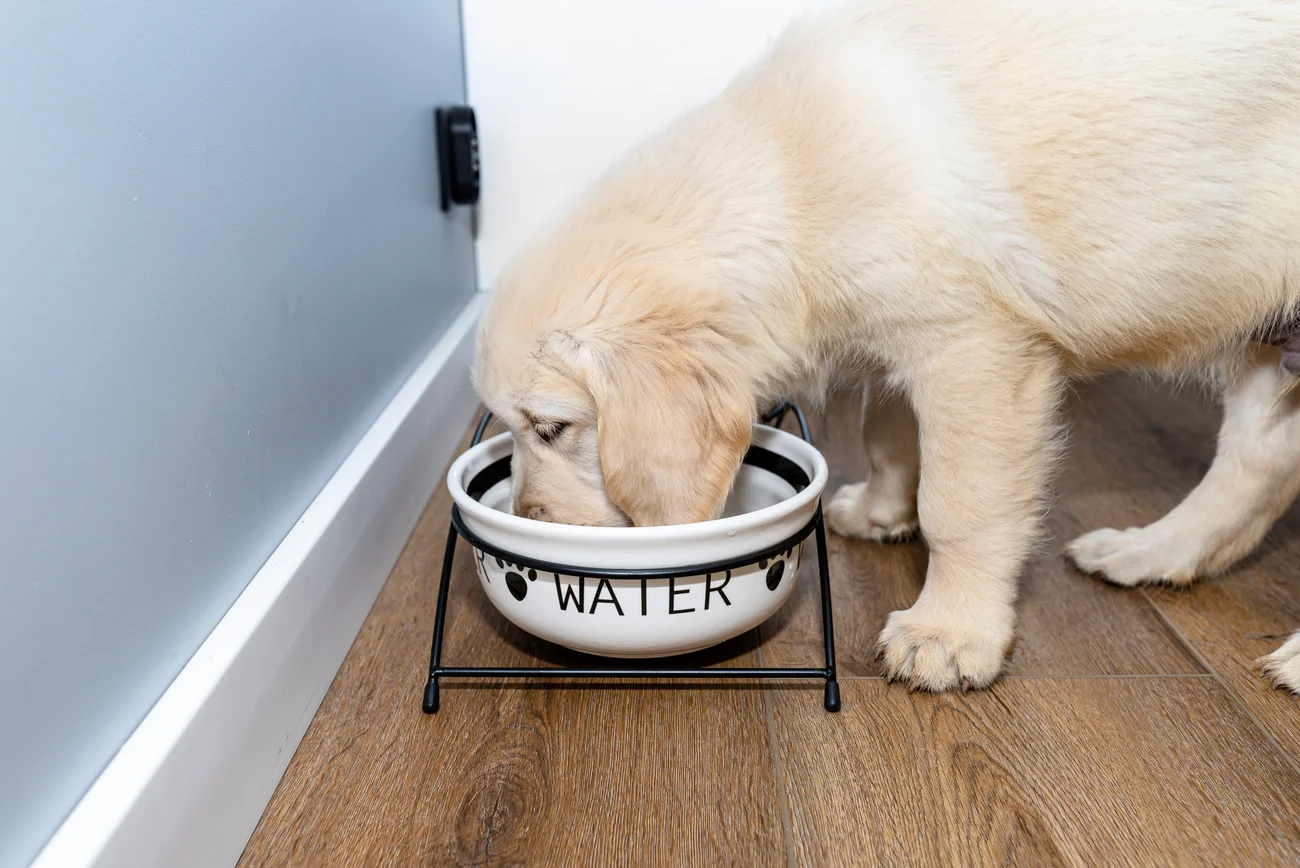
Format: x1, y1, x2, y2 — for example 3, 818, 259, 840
435, 105, 480, 211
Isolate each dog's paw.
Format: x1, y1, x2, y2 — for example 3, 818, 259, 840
877, 603, 1011, 692
1064, 526, 1198, 588
1257, 631, 1300, 695
826, 481, 918, 543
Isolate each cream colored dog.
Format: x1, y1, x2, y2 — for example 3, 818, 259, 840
475, 0, 1300, 693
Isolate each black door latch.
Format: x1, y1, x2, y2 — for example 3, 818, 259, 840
436, 105, 480, 211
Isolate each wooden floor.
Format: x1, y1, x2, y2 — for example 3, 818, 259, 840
239, 376, 1300, 867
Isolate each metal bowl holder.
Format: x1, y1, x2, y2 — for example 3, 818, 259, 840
420, 401, 841, 713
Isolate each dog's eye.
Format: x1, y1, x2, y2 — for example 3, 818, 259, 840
533, 420, 570, 444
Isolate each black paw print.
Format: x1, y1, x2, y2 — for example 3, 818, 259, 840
503, 566, 538, 601
765, 559, 785, 591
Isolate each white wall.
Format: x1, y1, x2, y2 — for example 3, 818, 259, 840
463, 0, 817, 290
0, 2, 473, 864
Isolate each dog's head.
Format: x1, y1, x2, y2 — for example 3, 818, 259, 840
475, 241, 756, 527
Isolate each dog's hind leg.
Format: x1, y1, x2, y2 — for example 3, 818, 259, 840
825, 370, 920, 542
1066, 345, 1300, 588
1068, 346, 1300, 694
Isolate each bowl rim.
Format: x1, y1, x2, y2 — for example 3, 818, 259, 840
446, 423, 829, 546
452, 500, 819, 579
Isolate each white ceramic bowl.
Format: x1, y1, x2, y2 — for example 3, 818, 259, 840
446, 423, 829, 658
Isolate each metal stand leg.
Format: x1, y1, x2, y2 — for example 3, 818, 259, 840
815, 508, 841, 712
422, 521, 460, 714
785, 402, 842, 712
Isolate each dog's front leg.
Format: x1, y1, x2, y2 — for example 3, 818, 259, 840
878, 330, 1063, 691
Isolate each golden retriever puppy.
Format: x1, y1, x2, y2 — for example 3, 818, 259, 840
474, 0, 1300, 693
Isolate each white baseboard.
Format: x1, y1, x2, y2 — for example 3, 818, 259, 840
31, 294, 487, 868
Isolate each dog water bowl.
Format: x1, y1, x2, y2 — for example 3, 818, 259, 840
446, 423, 829, 657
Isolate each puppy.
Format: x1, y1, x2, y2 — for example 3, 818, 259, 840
475, 0, 1300, 693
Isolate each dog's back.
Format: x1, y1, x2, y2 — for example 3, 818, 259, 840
750, 0, 1300, 370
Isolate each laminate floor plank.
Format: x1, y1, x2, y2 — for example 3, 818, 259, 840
770, 678, 1300, 867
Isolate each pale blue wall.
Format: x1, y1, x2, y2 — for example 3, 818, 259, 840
0, 2, 474, 864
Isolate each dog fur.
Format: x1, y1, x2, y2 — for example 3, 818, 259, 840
474, 0, 1300, 693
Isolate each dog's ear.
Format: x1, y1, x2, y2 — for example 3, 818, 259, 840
549, 320, 755, 526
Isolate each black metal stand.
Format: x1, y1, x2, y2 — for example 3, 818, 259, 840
421, 402, 841, 714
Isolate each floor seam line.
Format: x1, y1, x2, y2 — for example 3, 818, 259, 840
1141, 588, 1300, 777
757, 634, 798, 868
